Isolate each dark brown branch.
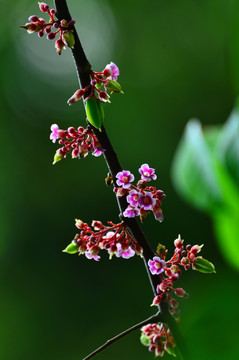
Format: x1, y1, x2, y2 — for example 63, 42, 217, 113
82, 311, 162, 360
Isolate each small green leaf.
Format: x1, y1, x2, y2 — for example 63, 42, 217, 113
86, 97, 104, 130
63, 242, 78, 254
193, 257, 216, 273
140, 334, 150, 347
53, 152, 63, 165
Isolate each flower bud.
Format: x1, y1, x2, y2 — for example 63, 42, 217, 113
191, 244, 204, 255
28, 15, 39, 22
39, 2, 49, 12
174, 288, 189, 298
47, 32, 56, 40
75, 219, 85, 229
174, 235, 184, 249
55, 38, 65, 55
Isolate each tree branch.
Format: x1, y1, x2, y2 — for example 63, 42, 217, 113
82, 311, 162, 360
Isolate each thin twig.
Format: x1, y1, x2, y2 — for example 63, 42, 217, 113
82, 311, 162, 360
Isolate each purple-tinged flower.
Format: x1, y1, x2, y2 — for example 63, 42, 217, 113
148, 256, 166, 275
115, 243, 135, 259
116, 170, 134, 189
126, 189, 140, 207
85, 251, 100, 261
50, 124, 59, 143
139, 164, 157, 182
123, 206, 140, 218
139, 192, 156, 210
103, 62, 120, 81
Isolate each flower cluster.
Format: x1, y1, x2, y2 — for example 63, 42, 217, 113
67, 62, 123, 105
114, 164, 166, 222
140, 323, 175, 357
148, 235, 215, 317
21, 2, 75, 55
50, 124, 104, 164
64, 219, 143, 261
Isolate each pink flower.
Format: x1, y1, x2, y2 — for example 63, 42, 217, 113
115, 243, 135, 259
139, 192, 156, 210
116, 170, 134, 189
104, 62, 120, 81
126, 190, 140, 207
123, 206, 140, 218
85, 251, 100, 261
50, 124, 59, 143
139, 164, 157, 182
148, 256, 166, 275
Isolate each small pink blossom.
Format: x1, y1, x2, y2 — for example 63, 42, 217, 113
50, 124, 59, 143
139, 192, 156, 210
126, 189, 140, 207
139, 164, 157, 182
115, 243, 135, 259
85, 251, 100, 261
148, 256, 166, 275
104, 62, 120, 80
123, 206, 140, 218
116, 170, 134, 189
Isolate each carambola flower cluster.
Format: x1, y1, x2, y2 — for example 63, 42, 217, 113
114, 164, 166, 222
21, 2, 75, 55
64, 219, 143, 261
67, 62, 123, 105
148, 235, 215, 316
50, 124, 104, 164
140, 323, 176, 357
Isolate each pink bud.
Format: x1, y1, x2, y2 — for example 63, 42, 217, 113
191, 244, 204, 255
47, 32, 56, 40
174, 288, 188, 298
174, 236, 184, 249
38, 30, 44, 38
28, 15, 39, 22
39, 2, 49, 12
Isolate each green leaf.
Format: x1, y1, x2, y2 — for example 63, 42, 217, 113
193, 257, 216, 273
63, 242, 78, 254
86, 97, 104, 130
171, 120, 222, 212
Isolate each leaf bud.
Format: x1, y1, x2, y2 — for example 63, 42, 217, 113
63, 242, 78, 254
105, 79, 123, 93
193, 257, 216, 273
63, 30, 75, 48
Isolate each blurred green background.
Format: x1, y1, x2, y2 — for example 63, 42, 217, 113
1, 0, 239, 359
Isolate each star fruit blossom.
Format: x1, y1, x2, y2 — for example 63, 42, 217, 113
115, 165, 165, 222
